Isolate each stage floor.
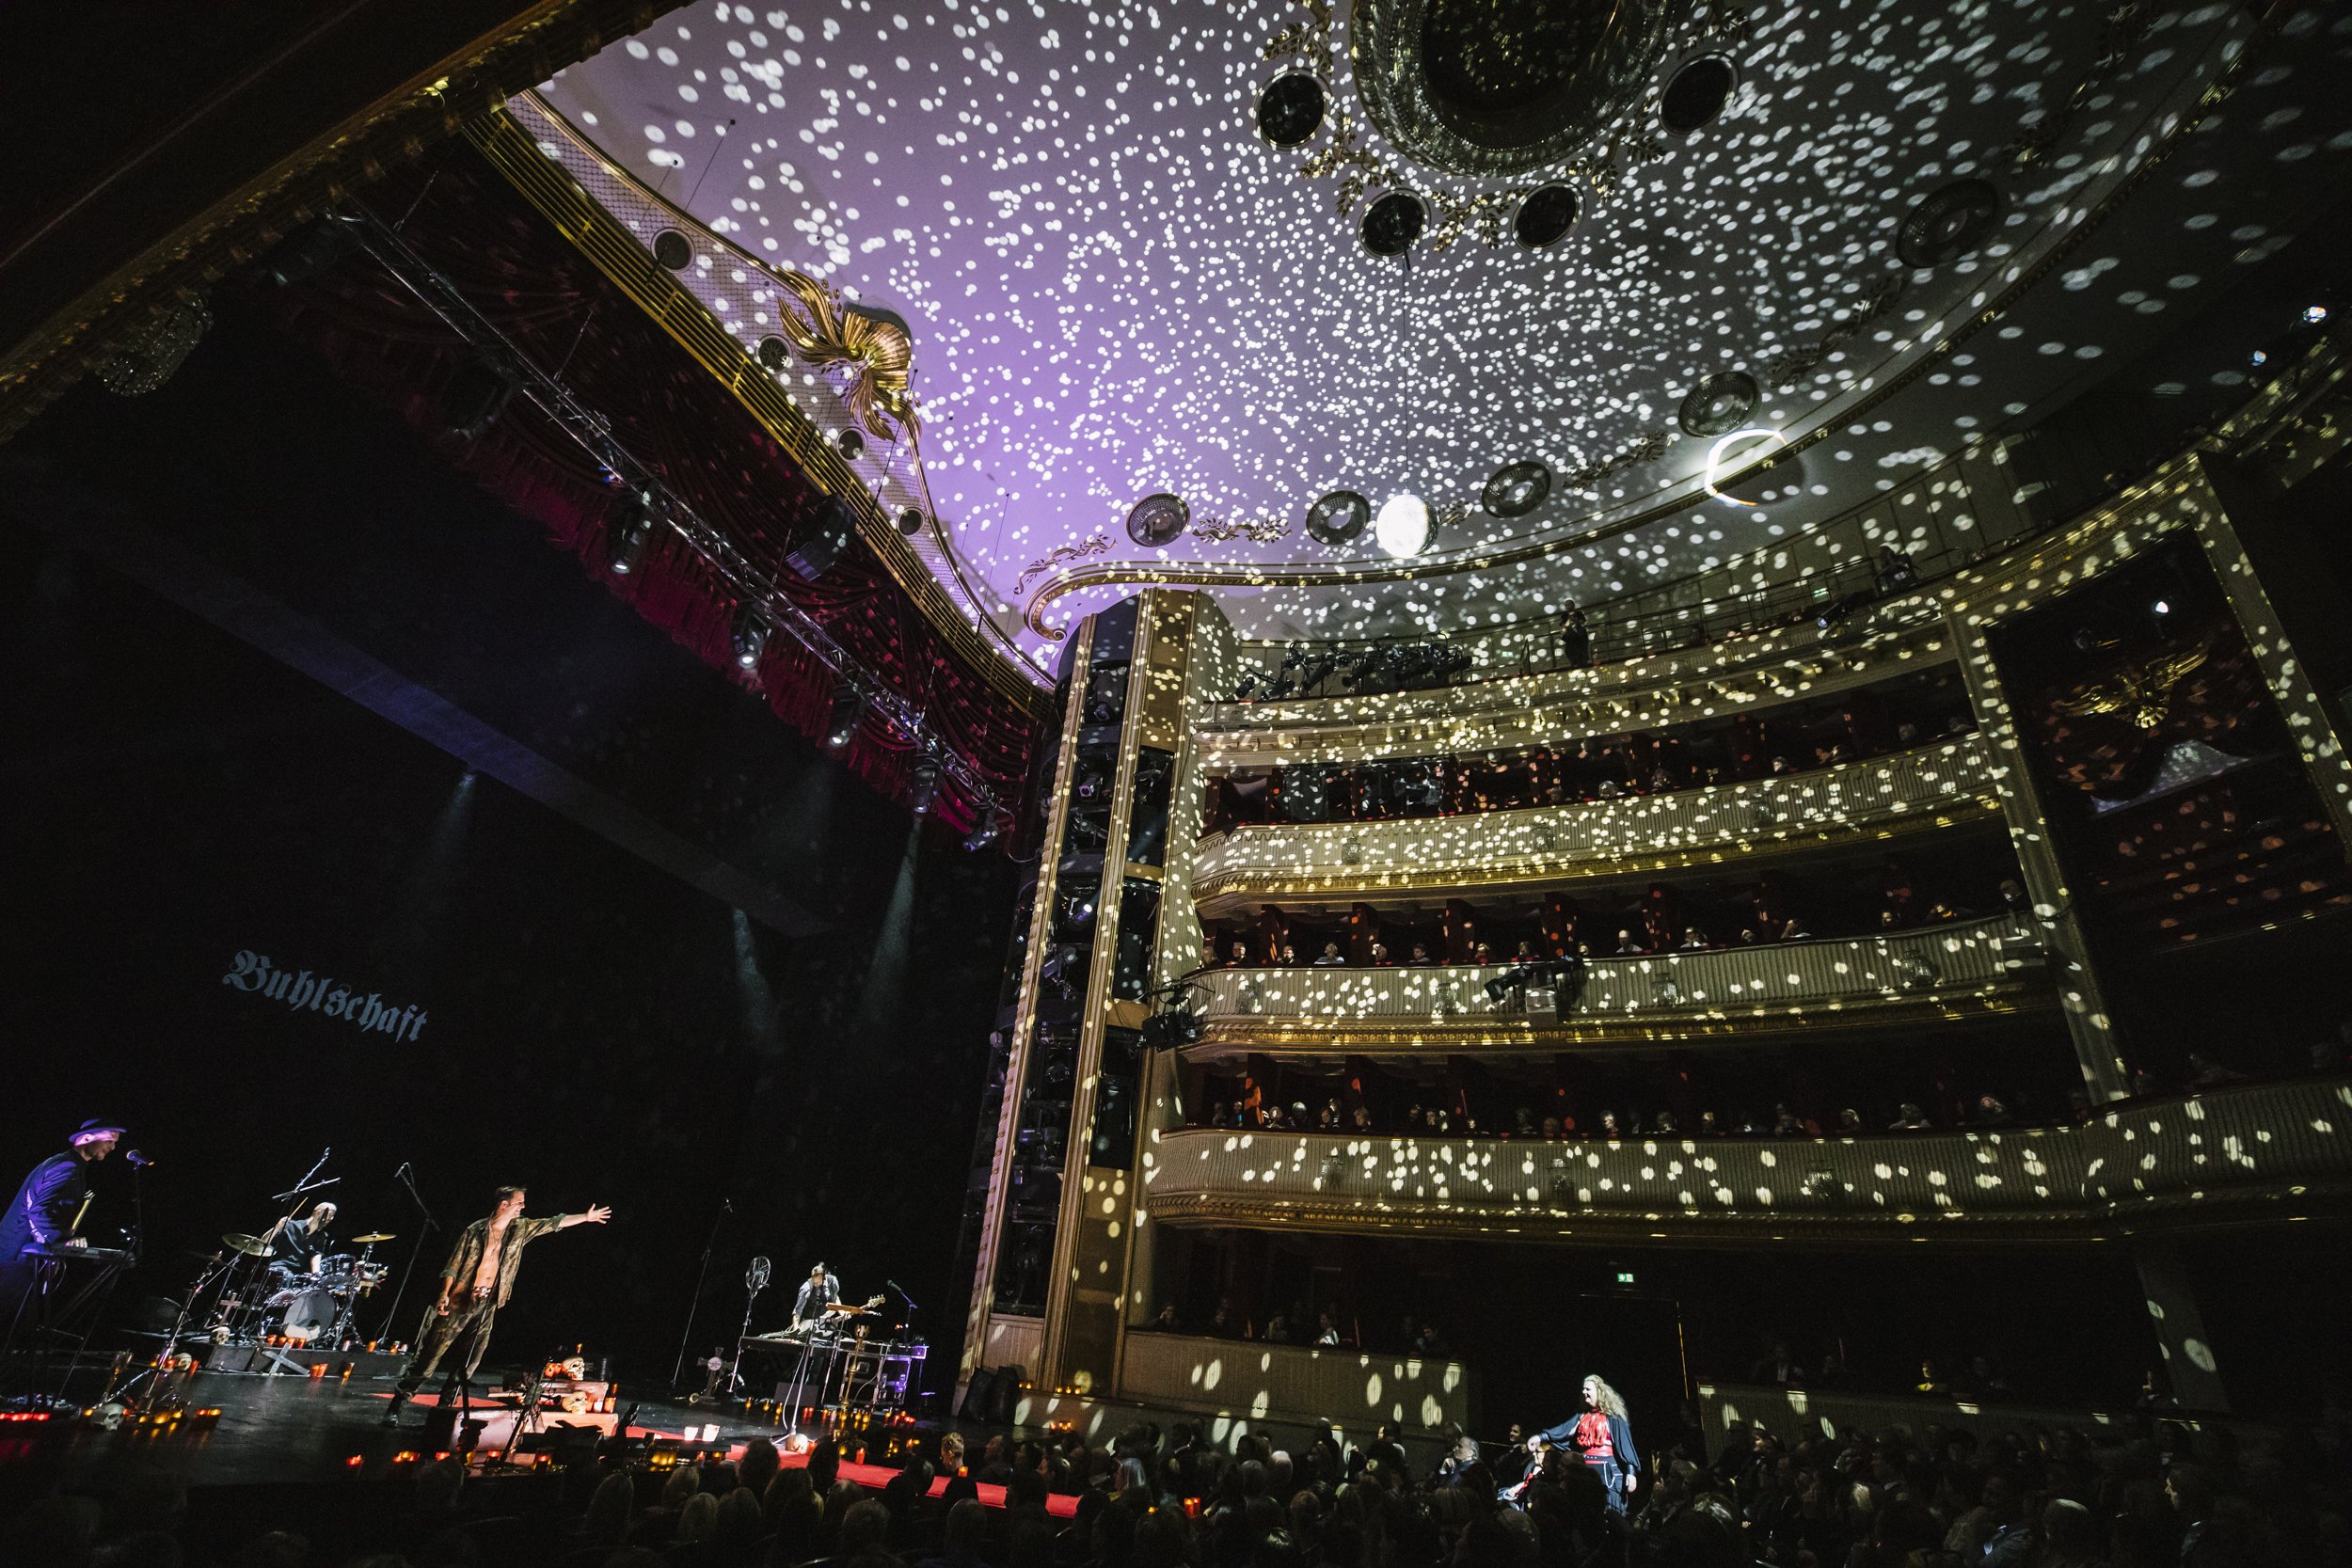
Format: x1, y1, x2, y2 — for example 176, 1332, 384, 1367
7, 1370, 790, 1494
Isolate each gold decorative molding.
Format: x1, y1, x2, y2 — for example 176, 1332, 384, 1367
0, 0, 685, 443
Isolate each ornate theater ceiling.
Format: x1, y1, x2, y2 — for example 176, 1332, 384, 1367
534, 2, 2352, 684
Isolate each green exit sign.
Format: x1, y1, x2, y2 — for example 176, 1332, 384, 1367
1614, 1270, 1637, 1286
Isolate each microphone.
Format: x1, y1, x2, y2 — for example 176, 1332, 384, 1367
123, 1150, 153, 1169
396, 1162, 411, 1179
723, 1198, 734, 1213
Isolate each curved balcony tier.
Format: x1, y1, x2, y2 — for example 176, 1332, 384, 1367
1140, 1078, 2352, 1243
1191, 739, 2000, 918
1198, 610, 1955, 770
1184, 915, 2050, 1056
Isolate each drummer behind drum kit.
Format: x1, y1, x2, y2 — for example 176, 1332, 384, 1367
210, 1231, 394, 1352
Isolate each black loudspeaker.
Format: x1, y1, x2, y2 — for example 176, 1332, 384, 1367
786, 496, 857, 581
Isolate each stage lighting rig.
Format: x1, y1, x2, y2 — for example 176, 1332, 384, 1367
731, 605, 771, 670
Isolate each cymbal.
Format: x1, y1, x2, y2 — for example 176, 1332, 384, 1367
222, 1233, 270, 1257
351, 1232, 396, 1243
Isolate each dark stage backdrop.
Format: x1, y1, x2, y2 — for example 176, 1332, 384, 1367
0, 524, 1017, 1389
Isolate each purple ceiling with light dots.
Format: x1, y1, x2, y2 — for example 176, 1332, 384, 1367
533, 2, 2352, 682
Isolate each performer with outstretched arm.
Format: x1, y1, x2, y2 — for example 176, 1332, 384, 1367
1530, 1373, 1640, 1514
383, 1184, 609, 1426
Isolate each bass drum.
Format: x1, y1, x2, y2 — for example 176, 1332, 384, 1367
280, 1289, 338, 1344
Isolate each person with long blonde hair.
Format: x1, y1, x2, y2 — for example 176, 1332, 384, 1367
1528, 1372, 1640, 1513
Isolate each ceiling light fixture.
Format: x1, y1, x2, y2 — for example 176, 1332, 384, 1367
1374, 493, 1433, 557
826, 681, 866, 748
731, 605, 771, 669
1704, 428, 1788, 509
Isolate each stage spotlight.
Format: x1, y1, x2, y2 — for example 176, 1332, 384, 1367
2304, 304, 2330, 325
1374, 492, 1432, 557
2153, 599, 2170, 617
731, 605, 771, 669
609, 488, 660, 576
826, 681, 866, 748
964, 814, 1001, 851
786, 496, 857, 581
909, 748, 942, 815
437, 356, 515, 440
2250, 348, 2268, 368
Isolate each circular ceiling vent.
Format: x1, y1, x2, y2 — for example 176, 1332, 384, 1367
1304, 489, 1372, 546
1897, 179, 2003, 267
1125, 492, 1191, 546
1513, 183, 1581, 248
651, 230, 694, 271
1678, 371, 1760, 437
1360, 191, 1427, 257
1256, 72, 1327, 149
1482, 460, 1552, 517
1660, 55, 1737, 135
756, 336, 790, 371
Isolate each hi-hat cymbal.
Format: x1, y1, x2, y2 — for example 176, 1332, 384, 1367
351, 1232, 395, 1243
223, 1233, 270, 1257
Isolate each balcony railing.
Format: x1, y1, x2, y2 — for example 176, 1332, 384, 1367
1110, 1331, 1475, 1441
1140, 1077, 2352, 1238
1185, 914, 2045, 1050
1192, 739, 1997, 910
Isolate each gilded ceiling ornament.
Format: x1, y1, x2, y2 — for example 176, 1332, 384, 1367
1560, 430, 1672, 489
2052, 639, 2212, 730
1996, 2, 2151, 168
1761, 275, 1906, 390
770, 271, 920, 442
1013, 533, 1112, 597
1191, 515, 1295, 544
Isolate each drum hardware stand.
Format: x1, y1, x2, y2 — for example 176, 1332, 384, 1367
724, 1256, 771, 1398
670, 1196, 731, 1390
115, 1249, 233, 1404
376, 1161, 438, 1350
498, 1348, 556, 1466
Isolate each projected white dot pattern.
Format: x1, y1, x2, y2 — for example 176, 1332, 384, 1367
538, 2, 2345, 679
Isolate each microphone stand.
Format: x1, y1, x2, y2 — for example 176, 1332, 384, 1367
887, 1278, 924, 1398
376, 1164, 439, 1349
671, 1197, 730, 1389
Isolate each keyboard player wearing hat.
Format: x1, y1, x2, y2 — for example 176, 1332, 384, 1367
0, 1118, 125, 1320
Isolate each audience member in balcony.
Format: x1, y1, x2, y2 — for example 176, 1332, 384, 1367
1972, 1092, 2015, 1128
1836, 1107, 1865, 1135
1653, 1111, 1680, 1135
1311, 941, 1345, 967
1224, 940, 1250, 967
1408, 942, 1437, 966
1598, 1110, 1626, 1139
1780, 915, 1814, 940
1318, 1098, 1343, 1131
1890, 1102, 1933, 1130
1473, 941, 1494, 965
1207, 1298, 1240, 1338
1750, 1339, 1805, 1386
1771, 1104, 1806, 1138
1149, 1304, 1182, 1333
1562, 604, 1592, 670
1698, 1111, 1724, 1136
1368, 940, 1391, 965
1679, 926, 1709, 950
1279, 942, 1300, 966
1614, 928, 1645, 956
1314, 1309, 1342, 1348
2185, 1052, 2249, 1088
1350, 1105, 1374, 1133
1736, 926, 1761, 944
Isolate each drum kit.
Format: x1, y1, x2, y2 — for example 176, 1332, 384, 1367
209, 1231, 394, 1350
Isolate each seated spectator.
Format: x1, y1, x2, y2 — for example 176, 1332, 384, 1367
1972, 1092, 2014, 1128
1771, 1104, 1805, 1138
1311, 941, 1346, 967
1279, 942, 1300, 965
1150, 1304, 1181, 1333
1889, 1102, 1933, 1131
2185, 1051, 2248, 1087
1224, 940, 1250, 967
1652, 1110, 1679, 1134
1369, 940, 1391, 965
1679, 926, 1709, 950
1836, 1107, 1864, 1135
1408, 942, 1438, 966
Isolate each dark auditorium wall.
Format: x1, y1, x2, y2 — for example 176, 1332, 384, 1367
0, 490, 1017, 1391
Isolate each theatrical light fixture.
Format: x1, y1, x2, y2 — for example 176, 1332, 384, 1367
651, 229, 694, 271
909, 748, 943, 815
2153, 599, 2171, 616
2304, 305, 2331, 325
835, 427, 866, 460
825, 681, 866, 748
963, 814, 1001, 851
896, 506, 926, 536
731, 606, 771, 669
1374, 492, 1433, 558
1125, 492, 1191, 547
2250, 349, 2269, 367
1704, 428, 1788, 508
609, 487, 661, 575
